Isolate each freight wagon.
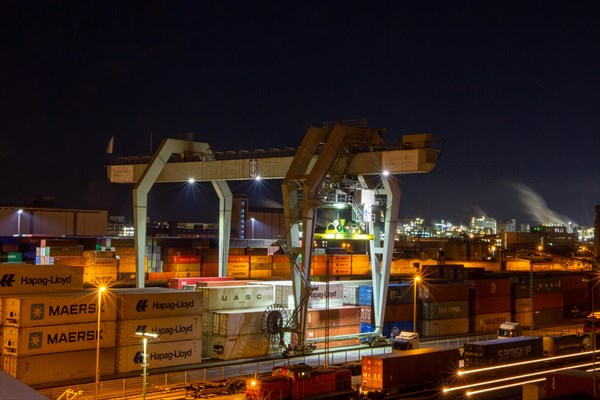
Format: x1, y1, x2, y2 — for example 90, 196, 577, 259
361, 348, 459, 397
463, 336, 543, 367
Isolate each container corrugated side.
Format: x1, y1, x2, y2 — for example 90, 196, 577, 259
2, 321, 116, 357
3, 291, 117, 327
115, 339, 202, 373
420, 317, 469, 337
0, 265, 84, 295
471, 312, 511, 333
1, 348, 115, 385
421, 300, 469, 320
116, 316, 202, 345
198, 285, 273, 311
115, 288, 202, 320
211, 308, 270, 336
306, 306, 361, 328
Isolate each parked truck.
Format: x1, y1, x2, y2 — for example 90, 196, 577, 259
392, 331, 419, 350
463, 336, 543, 367
361, 347, 459, 397
497, 322, 522, 339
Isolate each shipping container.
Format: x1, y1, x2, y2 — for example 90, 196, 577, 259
463, 336, 543, 367
116, 316, 202, 345
1, 348, 115, 385
514, 308, 563, 327
562, 274, 589, 291
0, 265, 84, 295
471, 312, 512, 333
384, 303, 413, 322
2, 321, 116, 357
343, 286, 359, 305
421, 301, 469, 320
272, 282, 344, 309
2, 291, 117, 327
513, 277, 563, 297
167, 277, 235, 290
420, 317, 469, 337
206, 334, 272, 360
210, 308, 269, 337
115, 339, 202, 373
469, 279, 511, 298
472, 295, 511, 315
387, 284, 414, 305
306, 306, 361, 328
361, 348, 459, 393
199, 285, 273, 311
114, 288, 203, 320
563, 289, 588, 305
418, 284, 469, 302
545, 370, 600, 398
306, 324, 360, 339
513, 293, 564, 313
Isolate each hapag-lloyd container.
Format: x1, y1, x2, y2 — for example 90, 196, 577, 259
2, 321, 116, 357
115, 339, 202, 373
114, 288, 203, 320
2, 291, 117, 327
1, 348, 116, 385
0, 265, 84, 295
210, 308, 273, 337
198, 285, 274, 311
116, 316, 202, 345
273, 282, 344, 309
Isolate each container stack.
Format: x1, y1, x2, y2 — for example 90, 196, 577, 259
83, 250, 118, 286
420, 283, 470, 336
113, 288, 203, 373
0, 242, 22, 263
384, 284, 415, 336
351, 254, 371, 276
163, 254, 202, 278
198, 284, 274, 360
512, 276, 564, 327
226, 255, 250, 278
469, 279, 511, 334
35, 239, 84, 266
249, 255, 272, 279
562, 274, 589, 319
271, 255, 291, 278
306, 306, 361, 349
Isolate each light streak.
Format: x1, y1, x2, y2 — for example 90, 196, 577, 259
444, 361, 595, 393
465, 378, 545, 396
458, 350, 597, 376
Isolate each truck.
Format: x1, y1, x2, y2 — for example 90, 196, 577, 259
497, 321, 522, 339
392, 331, 419, 350
463, 336, 543, 367
543, 334, 584, 357
361, 347, 459, 397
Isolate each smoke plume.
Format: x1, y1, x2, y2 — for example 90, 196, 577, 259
514, 183, 577, 226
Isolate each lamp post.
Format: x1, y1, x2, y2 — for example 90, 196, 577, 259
134, 330, 159, 400
250, 217, 255, 239
95, 286, 106, 400
17, 209, 23, 236
413, 275, 421, 334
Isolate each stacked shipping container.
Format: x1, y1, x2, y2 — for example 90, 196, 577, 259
420, 283, 470, 336
469, 279, 512, 334
513, 276, 564, 327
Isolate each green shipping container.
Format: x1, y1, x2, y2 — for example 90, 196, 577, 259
8, 253, 23, 262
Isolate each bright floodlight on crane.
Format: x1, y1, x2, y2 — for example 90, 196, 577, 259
188, 177, 195, 184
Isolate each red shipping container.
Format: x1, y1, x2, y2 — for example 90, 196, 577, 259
563, 289, 588, 305
546, 370, 600, 398
561, 274, 589, 291
534, 293, 564, 310
469, 279, 511, 298
419, 284, 469, 302
472, 295, 511, 314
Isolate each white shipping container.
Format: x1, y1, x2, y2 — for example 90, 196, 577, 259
211, 308, 276, 337
1, 349, 115, 386
116, 316, 202, 345
115, 339, 202, 373
0, 265, 84, 295
274, 282, 344, 308
343, 286, 359, 305
207, 334, 273, 360
3, 291, 117, 327
199, 285, 274, 311
115, 288, 203, 320
2, 321, 116, 357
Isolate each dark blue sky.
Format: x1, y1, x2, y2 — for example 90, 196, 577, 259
1, 1, 599, 226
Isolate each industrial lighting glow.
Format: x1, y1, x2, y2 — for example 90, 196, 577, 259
254, 175, 261, 181
382, 170, 390, 176
188, 177, 195, 184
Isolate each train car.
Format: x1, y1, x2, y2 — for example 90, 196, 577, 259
463, 336, 543, 367
245, 363, 355, 400
361, 347, 459, 397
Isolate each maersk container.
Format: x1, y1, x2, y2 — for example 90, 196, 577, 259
2, 321, 117, 357
198, 285, 274, 311
115, 339, 202, 373
361, 348, 459, 393
211, 308, 269, 336
1, 348, 115, 385
471, 312, 511, 333
116, 316, 202, 345
0, 265, 84, 295
114, 288, 203, 320
3, 291, 117, 327
463, 336, 543, 367
206, 333, 272, 360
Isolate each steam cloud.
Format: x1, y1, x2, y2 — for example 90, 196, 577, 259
514, 183, 577, 226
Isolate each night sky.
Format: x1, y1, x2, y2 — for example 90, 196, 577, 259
1, 1, 599, 227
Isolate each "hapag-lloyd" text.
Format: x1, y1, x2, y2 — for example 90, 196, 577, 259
149, 349, 193, 361
21, 276, 72, 286
151, 324, 194, 336
152, 300, 194, 310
